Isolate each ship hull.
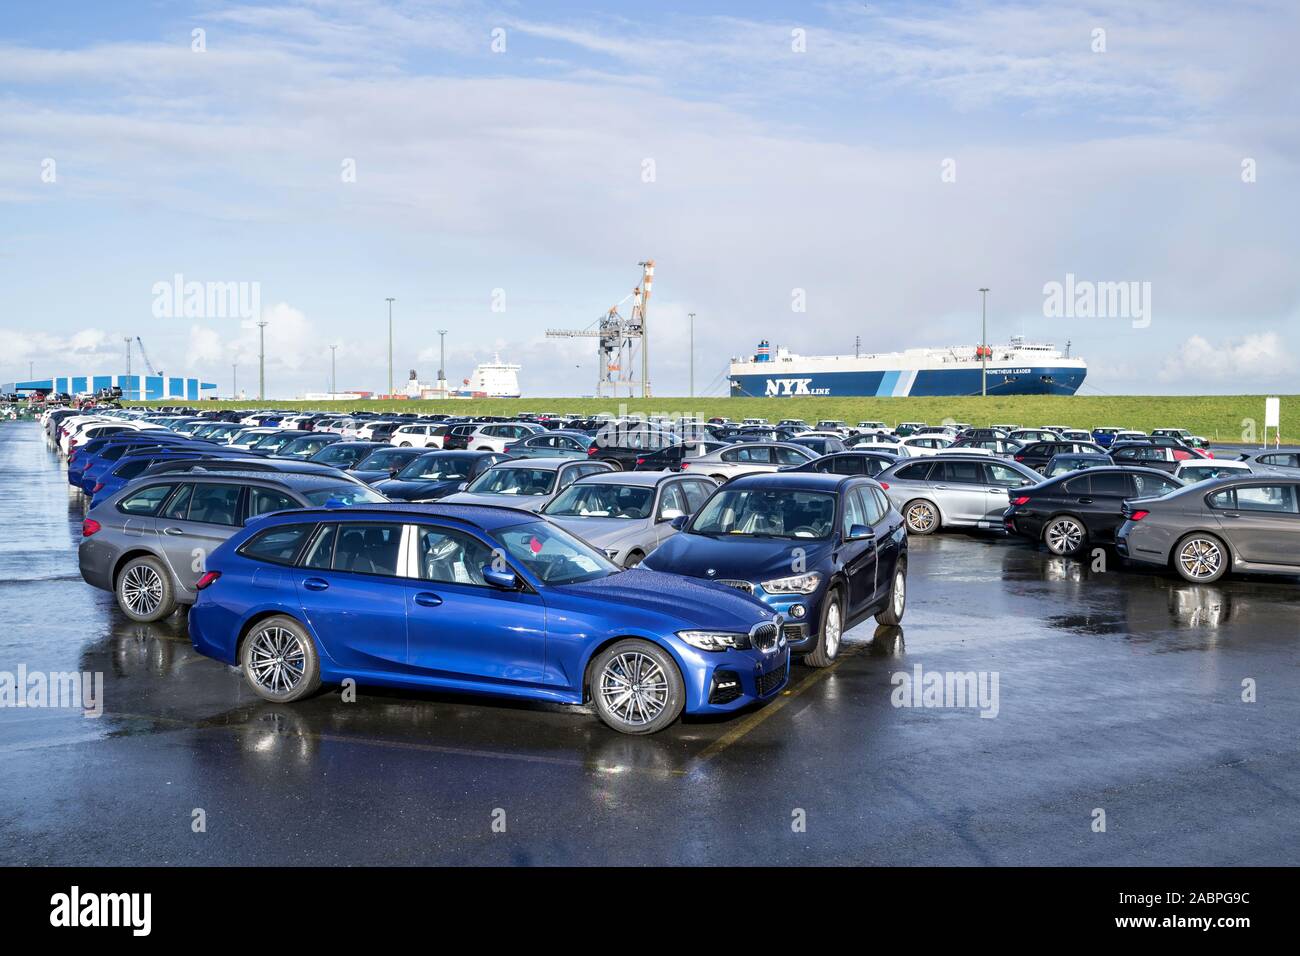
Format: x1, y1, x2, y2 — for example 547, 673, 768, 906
729, 365, 1086, 398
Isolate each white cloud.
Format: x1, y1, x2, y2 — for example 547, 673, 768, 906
1158, 333, 1293, 382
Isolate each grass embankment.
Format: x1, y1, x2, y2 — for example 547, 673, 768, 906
132, 394, 1295, 444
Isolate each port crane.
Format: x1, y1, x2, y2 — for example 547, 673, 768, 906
547, 259, 654, 398
135, 336, 163, 379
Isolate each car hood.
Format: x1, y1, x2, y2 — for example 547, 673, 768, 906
644, 532, 832, 581
441, 492, 549, 512
562, 569, 774, 629
546, 516, 650, 548
372, 477, 462, 501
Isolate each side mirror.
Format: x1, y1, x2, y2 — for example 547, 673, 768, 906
658, 507, 685, 524
847, 523, 875, 541
482, 565, 518, 590
670, 514, 689, 531
388, 467, 399, 478
457, 481, 469, 491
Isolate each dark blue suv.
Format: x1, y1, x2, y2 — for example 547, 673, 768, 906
643, 472, 907, 666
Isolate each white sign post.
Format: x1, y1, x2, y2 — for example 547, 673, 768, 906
1264, 396, 1280, 448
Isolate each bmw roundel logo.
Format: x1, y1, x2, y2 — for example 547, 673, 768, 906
706, 568, 716, 577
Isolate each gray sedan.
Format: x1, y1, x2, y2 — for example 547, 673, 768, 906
878, 453, 1042, 534
1116, 475, 1300, 582
440, 457, 614, 512
542, 471, 718, 567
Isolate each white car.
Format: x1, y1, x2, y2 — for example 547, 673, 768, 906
850, 437, 907, 456
900, 435, 954, 457
464, 422, 546, 453
390, 423, 448, 448
856, 421, 888, 431
1174, 459, 1252, 483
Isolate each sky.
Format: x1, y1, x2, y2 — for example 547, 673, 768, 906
1, 0, 1297, 398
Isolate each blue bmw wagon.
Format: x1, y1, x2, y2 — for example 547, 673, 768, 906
188, 503, 789, 734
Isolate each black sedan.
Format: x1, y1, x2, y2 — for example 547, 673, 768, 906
349, 446, 430, 483
1002, 465, 1183, 556
1013, 439, 1108, 473
308, 440, 386, 470
783, 450, 900, 478
371, 451, 505, 501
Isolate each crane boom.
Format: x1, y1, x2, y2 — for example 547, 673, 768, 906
135, 337, 163, 378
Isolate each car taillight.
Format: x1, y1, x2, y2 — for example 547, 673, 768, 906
878, 481, 889, 490
195, 571, 222, 590
587, 445, 599, 457
1129, 510, 1149, 521
92, 482, 104, 493
1014, 454, 1025, 462
680, 461, 690, 470
81, 518, 101, 536
1012, 496, 1030, 506
635, 457, 646, 466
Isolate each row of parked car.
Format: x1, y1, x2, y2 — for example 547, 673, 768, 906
46, 405, 912, 735
45, 405, 1299, 733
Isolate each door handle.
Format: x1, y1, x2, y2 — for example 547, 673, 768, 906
413, 592, 443, 607
302, 577, 330, 591
1222, 512, 1241, 519
162, 526, 185, 536
1077, 497, 1093, 504
934, 484, 949, 489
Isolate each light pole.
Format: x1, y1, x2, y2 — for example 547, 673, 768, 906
257, 319, 268, 400
978, 288, 990, 397
232, 363, 237, 399
688, 312, 695, 398
329, 345, 338, 396
437, 329, 448, 398
385, 297, 396, 398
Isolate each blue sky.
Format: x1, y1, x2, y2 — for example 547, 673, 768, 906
1, 0, 1297, 398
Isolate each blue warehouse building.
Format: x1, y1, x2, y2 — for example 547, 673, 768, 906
2, 374, 217, 401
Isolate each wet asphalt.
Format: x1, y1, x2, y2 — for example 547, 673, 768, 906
1, 422, 1298, 866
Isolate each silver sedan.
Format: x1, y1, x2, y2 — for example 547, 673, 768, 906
877, 453, 1042, 534
680, 441, 815, 483
542, 471, 718, 567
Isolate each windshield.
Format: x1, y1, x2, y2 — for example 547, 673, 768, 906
311, 444, 363, 465
398, 456, 473, 480
355, 448, 416, 470
281, 439, 331, 458
544, 483, 654, 519
497, 521, 618, 585
466, 467, 556, 496
691, 489, 835, 539
301, 485, 388, 506
253, 433, 296, 452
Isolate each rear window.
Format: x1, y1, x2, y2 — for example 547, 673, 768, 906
118, 484, 173, 515
300, 485, 387, 507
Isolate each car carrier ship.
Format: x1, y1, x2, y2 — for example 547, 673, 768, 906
729, 337, 1087, 397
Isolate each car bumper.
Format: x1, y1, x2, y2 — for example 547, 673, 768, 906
676, 643, 791, 714
1114, 520, 1169, 565
77, 538, 116, 593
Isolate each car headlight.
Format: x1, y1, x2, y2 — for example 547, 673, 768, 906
760, 572, 822, 594
677, 630, 751, 652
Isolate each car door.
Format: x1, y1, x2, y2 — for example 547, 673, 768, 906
982, 461, 1032, 524
837, 486, 879, 616
1080, 471, 1135, 538
649, 481, 691, 550
404, 523, 547, 685
1207, 484, 1300, 565
932, 460, 989, 522
292, 521, 410, 669
154, 481, 244, 592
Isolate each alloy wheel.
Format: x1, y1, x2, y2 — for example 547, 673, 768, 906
906, 503, 936, 533
121, 564, 163, 616
824, 600, 842, 657
1179, 538, 1223, 580
247, 626, 307, 694
892, 571, 906, 617
598, 652, 668, 727
1045, 518, 1084, 555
